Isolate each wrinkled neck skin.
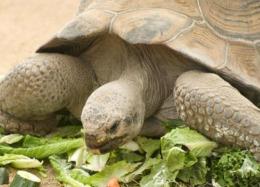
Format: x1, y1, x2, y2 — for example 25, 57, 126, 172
81, 35, 193, 117
120, 46, 170, 117
81, 35, 195, 152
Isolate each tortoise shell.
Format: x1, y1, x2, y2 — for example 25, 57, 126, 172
38, 0, 260, 94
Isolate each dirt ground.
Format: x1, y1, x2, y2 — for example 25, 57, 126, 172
0, 0, 80, 75
0, 1, 80, 186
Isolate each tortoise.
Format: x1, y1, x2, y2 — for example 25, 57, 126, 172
0, 0, 260, 160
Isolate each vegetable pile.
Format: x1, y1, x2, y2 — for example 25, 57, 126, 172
0, 120, 259, 187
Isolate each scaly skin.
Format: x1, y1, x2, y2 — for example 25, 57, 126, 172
0, 53, 95, 134
0, 110, 56, 135
174, 70, 260, 160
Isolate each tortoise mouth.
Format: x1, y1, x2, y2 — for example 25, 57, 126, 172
85, 134, 125, 154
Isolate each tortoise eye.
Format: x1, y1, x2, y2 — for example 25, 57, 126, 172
109, 121, 120, 133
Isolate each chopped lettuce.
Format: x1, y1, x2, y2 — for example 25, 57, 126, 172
177, 157, 208, 185
161, 127, 217, 157
120, 140, 141, 152
162, 146, 187, 172
140, 161, 175, 187
84, 151, 110, 172
137, 137, 160, 158
138, 127, 218, 186
86, 161, 141, 187
68, 147, 88, 167
22, 135, 61, 148
122, 158, 161, 183
108, 148, 144, 164
70, 168, 90, 184
0, 154, 42, 169
0, 134, 23, 144
0, 138, 84, 159
2, 118, 257, 187
49, 155, 87, 187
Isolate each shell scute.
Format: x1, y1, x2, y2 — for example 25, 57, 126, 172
112, 9, 192, 44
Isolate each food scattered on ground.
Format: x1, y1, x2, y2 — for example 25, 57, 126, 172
0, 120, 259, 187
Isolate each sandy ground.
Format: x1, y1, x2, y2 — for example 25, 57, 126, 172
0, 1, 80, 186
0, 0, 80, 75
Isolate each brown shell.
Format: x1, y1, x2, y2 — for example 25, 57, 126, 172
38, 0, 260, 93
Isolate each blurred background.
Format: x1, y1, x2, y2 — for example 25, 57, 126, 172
0, 0, 80, 74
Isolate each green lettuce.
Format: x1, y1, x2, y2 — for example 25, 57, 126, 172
140, 127, 217, 186
120, 140, 141, 152
86, 161, 141, 187
22, 135, 61, 147
84, 152, 110, 172
109, 149, 144, 163
140, 161, 175, 187
0, 154, 42, 169
0, 138, 84, 159
137, 137, 160, 158
49, 155, 87, 187
122, 158, 161, 183
70, 168, 90, 184
68, 147, 88, 167
177, 157, 208, 185
0, 134, 23, 144
161, 127, 217, 157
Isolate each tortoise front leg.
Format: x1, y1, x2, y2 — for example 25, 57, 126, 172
174, 70, 260, 160
0, 53, 94, 135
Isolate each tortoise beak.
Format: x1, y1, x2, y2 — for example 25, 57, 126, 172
84, 133, 123, 154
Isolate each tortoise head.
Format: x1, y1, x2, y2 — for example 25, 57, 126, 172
81, 81, 145, 154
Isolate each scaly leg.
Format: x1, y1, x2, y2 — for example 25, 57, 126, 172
0, 53, 94, 135
174, 70, 260, 160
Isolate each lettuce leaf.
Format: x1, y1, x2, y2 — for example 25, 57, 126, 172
70, 168, 90, 184
122, 158, 161, 183
120, 140, 141, 152
140, 161, 176, 187
161, 127, 217, 157
86, 161, 141, 187
0, 134, 23, 144
49, 155, 87, 187
68, 147, 88, 167
22, 135, 62, 148
83, 151, 110, 172
0, 154, 42, 169
0, 138, 84, 159
137, 137, 160, 158
139, 127, 217, 186
177, 157, 208, 185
